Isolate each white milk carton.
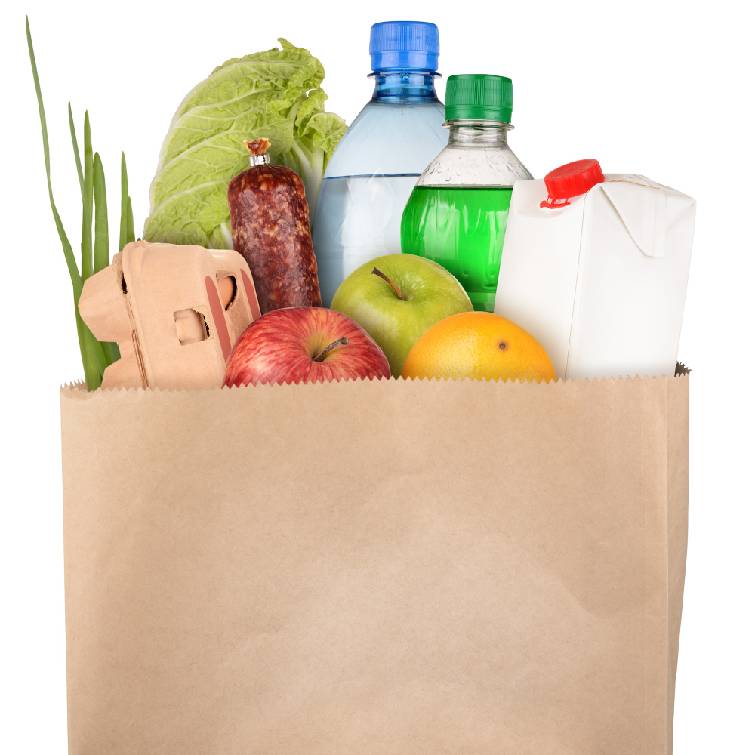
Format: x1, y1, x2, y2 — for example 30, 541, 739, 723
495, 160, 695, 379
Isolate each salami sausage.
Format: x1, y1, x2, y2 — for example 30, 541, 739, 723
227, 139, 321, 313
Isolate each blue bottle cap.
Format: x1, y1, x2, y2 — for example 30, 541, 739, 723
369, 21, 439, 73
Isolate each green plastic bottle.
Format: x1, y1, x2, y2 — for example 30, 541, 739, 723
400, 74, 531, 311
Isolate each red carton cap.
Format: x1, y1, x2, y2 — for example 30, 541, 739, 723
540, 159, 605, 209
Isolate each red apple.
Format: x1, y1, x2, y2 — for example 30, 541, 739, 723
224, 307, 391, 387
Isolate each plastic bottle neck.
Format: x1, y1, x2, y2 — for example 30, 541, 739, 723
370, 71, 440, 103
447, 121, 511, 147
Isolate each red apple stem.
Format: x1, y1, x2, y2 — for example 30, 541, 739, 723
371, 267, 406, 301
313, 337, 349, 362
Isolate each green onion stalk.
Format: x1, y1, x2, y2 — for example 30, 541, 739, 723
26, 17, 135, 390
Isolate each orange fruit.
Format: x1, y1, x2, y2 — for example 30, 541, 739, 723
402, 311, 556, 382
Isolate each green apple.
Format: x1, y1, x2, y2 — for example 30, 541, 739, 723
331, 254, 472, 376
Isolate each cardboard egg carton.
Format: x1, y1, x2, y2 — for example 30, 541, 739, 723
80, 241, 260, 389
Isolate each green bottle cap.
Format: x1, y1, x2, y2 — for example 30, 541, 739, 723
445, 74, 513, 123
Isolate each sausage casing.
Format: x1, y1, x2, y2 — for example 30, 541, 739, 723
228, 161, 321, 313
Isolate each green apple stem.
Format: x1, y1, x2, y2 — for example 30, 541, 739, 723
313, 336, 349, 362
371, 267, 406, 300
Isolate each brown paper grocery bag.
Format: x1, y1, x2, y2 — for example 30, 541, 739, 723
61, 373, 688, 754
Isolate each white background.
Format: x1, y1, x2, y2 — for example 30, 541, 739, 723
1, 0, 753, 752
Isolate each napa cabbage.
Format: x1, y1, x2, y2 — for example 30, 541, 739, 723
144, 39, 346, 248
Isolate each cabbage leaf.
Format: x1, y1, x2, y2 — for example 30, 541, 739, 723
144, 39, 346, 248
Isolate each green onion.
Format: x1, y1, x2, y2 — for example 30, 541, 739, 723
81, 112, 94, 280
26, 17, 82, 302
93, 154, 121, 364
68, 103, 84, 195
93, 153, 109, 273
120, 152, 136, 249
126, 197, 135, 244
27, 16, 132, 389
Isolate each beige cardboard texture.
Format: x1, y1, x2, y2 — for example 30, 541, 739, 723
61, 374, 688, 754
79, 241, 261, 389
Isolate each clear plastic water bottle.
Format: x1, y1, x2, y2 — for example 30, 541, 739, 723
313, 21, 447, 305
401, 74, 531, 312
